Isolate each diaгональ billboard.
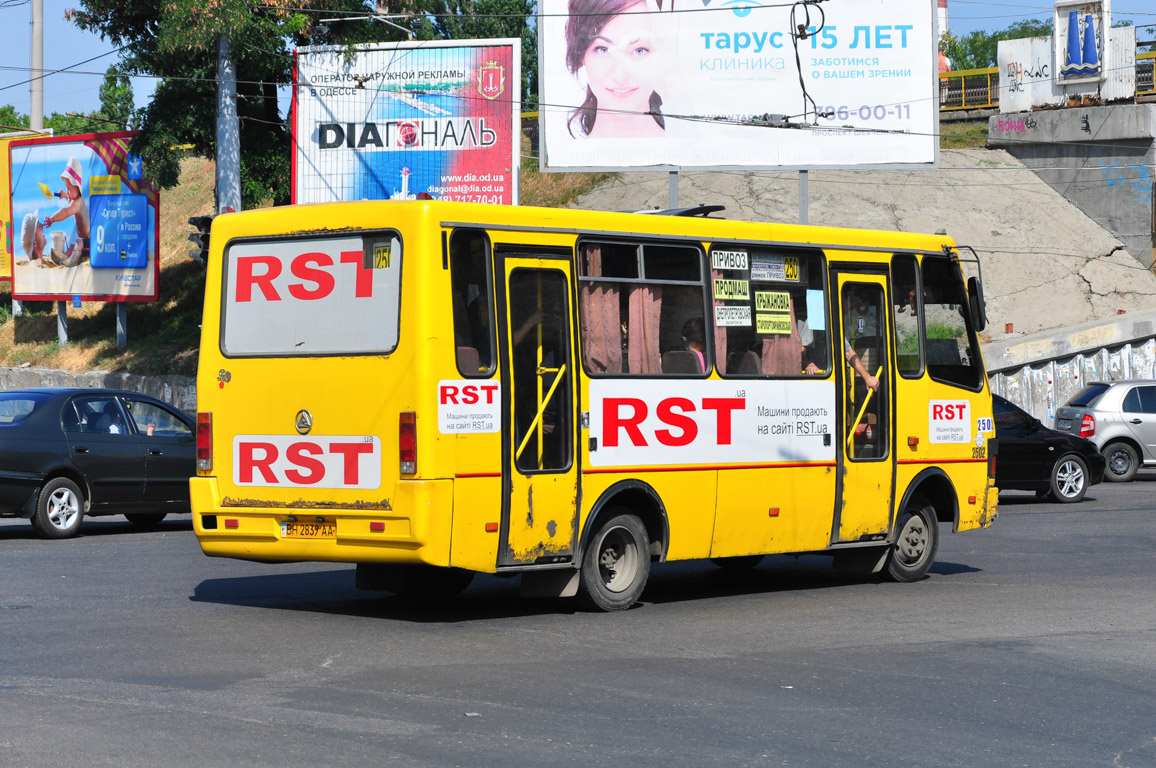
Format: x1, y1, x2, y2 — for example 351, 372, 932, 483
293, 39, 520, 205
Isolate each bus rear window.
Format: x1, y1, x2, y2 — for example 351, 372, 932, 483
221, 232, 402, 357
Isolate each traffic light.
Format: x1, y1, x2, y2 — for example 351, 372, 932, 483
188, 215, 214, 266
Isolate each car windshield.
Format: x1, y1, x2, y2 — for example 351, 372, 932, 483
0, 392, 50, 424
1067, 383, 1109, 407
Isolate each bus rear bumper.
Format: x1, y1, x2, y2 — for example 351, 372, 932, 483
189, 476, 453, 565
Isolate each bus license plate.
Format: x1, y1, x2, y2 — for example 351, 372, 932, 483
1058, 419, 1071, 430
281, 521, 335, 539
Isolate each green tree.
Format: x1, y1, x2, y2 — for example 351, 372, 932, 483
97, 64, 137, 129
419, 0, 538, 108
69, 0, 383, 208
0, 105, 29, 131
942, 19, 1055, 70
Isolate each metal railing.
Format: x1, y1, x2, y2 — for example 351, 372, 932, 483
939, 67, 1000, 111
938, 50, 1155, 111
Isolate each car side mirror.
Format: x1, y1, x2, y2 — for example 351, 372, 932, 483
967, 276, 987, 332
1030, 417, 1042, 431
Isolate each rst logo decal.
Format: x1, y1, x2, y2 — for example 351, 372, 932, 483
233, 435, 381, 489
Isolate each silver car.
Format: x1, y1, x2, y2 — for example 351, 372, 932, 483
1053, 380, 1156, 482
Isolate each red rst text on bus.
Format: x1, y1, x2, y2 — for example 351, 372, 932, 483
235, 251, 373, 302
603, 396, 746, 448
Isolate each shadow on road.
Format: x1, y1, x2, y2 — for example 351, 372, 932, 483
189, 553, 981, 622
0, 516, 193, 540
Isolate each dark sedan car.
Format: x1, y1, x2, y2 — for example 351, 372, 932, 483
993, 394, 1105, 503
0, 388, 195, 538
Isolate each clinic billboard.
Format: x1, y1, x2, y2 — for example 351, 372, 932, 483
7, 132, 160, 302
539, 0, 937, 171
293, 39, 520, 205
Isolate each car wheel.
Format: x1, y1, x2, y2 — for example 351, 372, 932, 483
883, 498, 938, 583
710, 555, 764, 571
1104, 441, 1139, 483
1048, 455, 1088, 503
579, 511, 650, 612
125, 513, 167, 528
31, 478, 85, 540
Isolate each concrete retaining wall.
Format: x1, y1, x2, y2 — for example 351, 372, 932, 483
988, 103, 1156, 269
0, 367, 197, 413
985, 308, 1156, 422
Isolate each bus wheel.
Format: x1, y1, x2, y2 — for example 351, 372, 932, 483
883, 498, 938, 583
580, 512, 650, 612
710, 555, 764, 571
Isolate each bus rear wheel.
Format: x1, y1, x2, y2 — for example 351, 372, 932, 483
580, 512, 650, 612
883, 498, 938, 583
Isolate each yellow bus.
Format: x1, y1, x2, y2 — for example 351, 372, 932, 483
191, 201, 997, 610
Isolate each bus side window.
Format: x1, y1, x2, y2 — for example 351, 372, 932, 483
713, 247, 828, 377
578, 241, 708, 376
921, 256, 982, 389
892, 254, 922, 377
450, 230, 496, 377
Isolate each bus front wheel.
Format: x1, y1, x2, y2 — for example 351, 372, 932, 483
883, 498, 938, 583
579, 512, 650, 612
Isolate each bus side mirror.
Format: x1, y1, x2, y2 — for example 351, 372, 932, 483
967, 276, 987, 332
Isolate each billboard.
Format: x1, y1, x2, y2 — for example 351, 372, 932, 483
7, 132, 160, 302
539, 0, 938, 171
293, 39, 520, 205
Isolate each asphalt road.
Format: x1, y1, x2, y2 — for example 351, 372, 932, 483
1, 477, 1154, 768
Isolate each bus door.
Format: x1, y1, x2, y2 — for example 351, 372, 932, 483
497, 258, 579, 566
831, 272, 894, 543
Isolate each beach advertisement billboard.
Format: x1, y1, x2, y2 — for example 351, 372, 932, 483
293, 39, 520, 205
539, 0, 937, 170
7, 132, 160, 302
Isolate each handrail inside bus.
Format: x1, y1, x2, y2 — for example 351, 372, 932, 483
515, 363, 567, 465
846, 367, 884, 459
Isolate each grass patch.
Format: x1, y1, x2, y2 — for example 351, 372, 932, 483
519, 133, 615, 208
940, 120, 988, 149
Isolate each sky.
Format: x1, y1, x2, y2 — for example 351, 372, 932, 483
1, 0, 1155, 123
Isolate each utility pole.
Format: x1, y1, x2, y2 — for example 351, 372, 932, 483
216, 36, 241, 214
18, 0, 44, 320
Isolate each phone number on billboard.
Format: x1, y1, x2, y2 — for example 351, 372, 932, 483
446, 194, 505, 205
818, 104, 913, 121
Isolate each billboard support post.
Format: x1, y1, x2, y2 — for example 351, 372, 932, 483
216, 36, 242, 214
668, 171, 677, 208
56, 302, 67, 346
799, 170, 808, 225
116, 304, 127, 348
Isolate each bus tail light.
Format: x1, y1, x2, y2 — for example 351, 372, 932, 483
1079, 414, 1095, 438
197, 412, 213, 471
399, 411, 416, 474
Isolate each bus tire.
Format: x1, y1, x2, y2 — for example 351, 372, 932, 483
710, 555, 764, 571
579, 512, 650, 612
883, 498, 938, 583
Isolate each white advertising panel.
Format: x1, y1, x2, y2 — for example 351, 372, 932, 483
539, 0, 937, 170
232, 435, 382, 489
438, 379, 501, 434
222, 234, 401, 356
588, 379, 835, 467
928, 400, 971, 444
294, 39, 520, 204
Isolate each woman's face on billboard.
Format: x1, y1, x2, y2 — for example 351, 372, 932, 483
582, 1, 660, 118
